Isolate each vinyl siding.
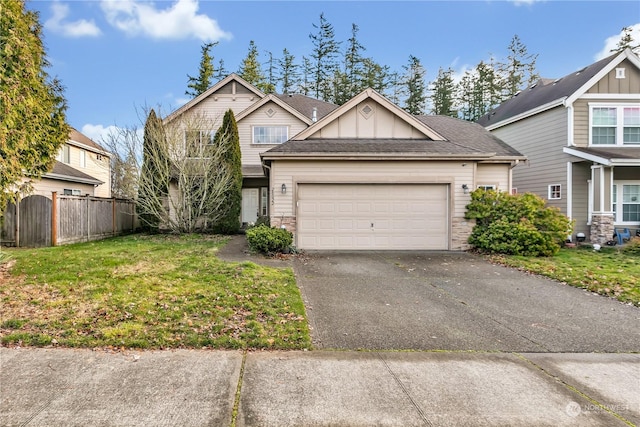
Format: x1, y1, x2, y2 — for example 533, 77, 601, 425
44, 143, 111, 198
571, 161, 591, 237
491, 106, 569, 213
237, 102, 309, 167
176, 93, 259, 134
271, 159, 484, 220
475, 164, 510, 191
27, 178, 95, 198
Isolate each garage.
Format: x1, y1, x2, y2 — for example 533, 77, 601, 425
296, 183, 449, 250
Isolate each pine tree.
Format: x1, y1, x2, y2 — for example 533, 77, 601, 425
213, 109, 242, 234
214, 58, 228, 81
299, 56, 313, 96
264, 51, 277, 94
498, 35, 539, 99
138, 109, 169, 230
309, 13, 341, 101
0, 0, 70, 212
343, 23, 366, 97
458, 60, 502, 122
278, 48, 300, 94
402, 55, 427, 115
238, 40, 272, 92
429, 67, 458, 117
186, 42, 217, 97
360, 58, 391, 95
612, 26, 640, 53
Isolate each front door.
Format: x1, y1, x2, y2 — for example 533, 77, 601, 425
241, 188, 259, 224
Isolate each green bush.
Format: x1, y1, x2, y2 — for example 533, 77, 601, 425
465, 189, 572, 257
246, 225, 293, 254
622, 236, 640, 256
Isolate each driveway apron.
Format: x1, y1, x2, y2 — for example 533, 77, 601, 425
293, 251, 640, 352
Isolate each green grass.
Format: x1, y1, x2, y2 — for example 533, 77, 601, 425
490, 245, 640, 306
0, 234, 311, 350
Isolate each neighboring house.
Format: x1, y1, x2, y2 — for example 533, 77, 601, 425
166, 74, 524, 250
477, 48, 640, 245
26, 128, 112, 199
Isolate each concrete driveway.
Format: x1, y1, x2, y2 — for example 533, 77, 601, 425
293, 251, 640, 352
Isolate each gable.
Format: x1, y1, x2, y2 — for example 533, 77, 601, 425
586, 58, 640, 94
305, 99, 429, 139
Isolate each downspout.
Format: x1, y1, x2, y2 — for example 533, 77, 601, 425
565, 98, 574, 227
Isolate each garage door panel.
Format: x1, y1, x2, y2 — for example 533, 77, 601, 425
297, 184, 448, 250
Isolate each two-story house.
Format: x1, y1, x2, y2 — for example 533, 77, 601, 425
477, 48, 640, 245
28, 128, 112, 199
165, 74, 525, 250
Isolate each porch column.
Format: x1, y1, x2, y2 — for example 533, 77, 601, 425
589, 165, 614, 245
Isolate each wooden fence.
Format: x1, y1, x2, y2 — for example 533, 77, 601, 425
1, 193, 137, 248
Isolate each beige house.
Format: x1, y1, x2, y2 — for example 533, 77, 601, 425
166, 74, 524, 250
27, 128, 111, 199
477, 48, 640, 245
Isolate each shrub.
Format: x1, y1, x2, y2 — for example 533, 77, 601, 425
246, 225, 293, 254
622, 236, 640, 256
465, 189, 572, 257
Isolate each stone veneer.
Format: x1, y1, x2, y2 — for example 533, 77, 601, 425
589, 214, 615, 246
452, 217, 475, 251
270, 216, 296, 234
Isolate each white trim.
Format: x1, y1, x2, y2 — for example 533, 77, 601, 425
588, 102, 640, 147
567, 103, 575, 146
548, 184, 562, 200
484, 98, 565, 131
580, 94, 640, 100
563, 146, 640, 166
252, 125, 289, 145
612, 180, 640, 225
565, 49, 640, 106
566, 162, 572, 220
587, 179, 593, 225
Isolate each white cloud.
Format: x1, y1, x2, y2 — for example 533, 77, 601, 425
81, 124, 124, 146
595, 23, 640, 60
100, 0, 232, 42
45, 2, 102, 37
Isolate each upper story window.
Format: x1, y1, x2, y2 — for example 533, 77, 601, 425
57, 144, 70, 164
253, 126, 288, 144
185, 130, 214, 157
590, 105, 640, 146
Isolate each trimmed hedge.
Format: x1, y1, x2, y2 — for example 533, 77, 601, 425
246, 225, 293, 254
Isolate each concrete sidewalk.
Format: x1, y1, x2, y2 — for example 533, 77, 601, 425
1, 347, 638, 426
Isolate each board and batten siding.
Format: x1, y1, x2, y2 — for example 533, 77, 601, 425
491, 106, 569, 213
270, 160, 478, 220
586, 58, 640, 95
237, 103, 309, 167
307, 100, 426, 139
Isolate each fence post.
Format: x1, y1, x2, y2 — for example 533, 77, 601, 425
86, 196, 90, 242
51, 192, 57, 246
15, 194, 21, 247
112, 198, 116, 236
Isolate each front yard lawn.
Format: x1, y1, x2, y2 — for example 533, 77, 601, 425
491, 246, 639, 306
0, 234, 311, 350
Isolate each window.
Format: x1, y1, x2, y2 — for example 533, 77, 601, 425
548, 184, 561, 200
253, 126, 288, 144
613, 183, 640, 223
185, 130, 214, 157
63, 189, 81, 196
477, 185, 496, 191
590, 105, 640, 145
80, 151, 86, 168
57, 145, 70, 163
260, 187, 268, 216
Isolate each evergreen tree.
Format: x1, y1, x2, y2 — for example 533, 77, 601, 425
612, 26, 640, 53
264, 51, 277, 94
309, 13, 341, 101
402, 55, 427, 115
498, 35, 539, 99
386, 70, 404, 105
238, 40, 272, 92
429, 67, 458, 117
299, 56, 313, 96
138, 109, 169, 230
278, 48, 300, 94
186, 42, 217, 97
458, 60, 502, 122
214, 58, 228, 81
343, 23, 366, 97
214, 109, 242, 234
0, 0, 69, 212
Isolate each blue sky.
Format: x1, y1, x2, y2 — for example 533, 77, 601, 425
27, 0, 640, 144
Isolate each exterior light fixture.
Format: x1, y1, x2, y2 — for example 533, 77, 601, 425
462, 184, 469, 194
281, 183, 287, 194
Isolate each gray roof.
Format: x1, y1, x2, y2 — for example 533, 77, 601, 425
476, 52, 618, 127
264, 115, 524, 159
242, 165, 265, 177
276, 94, 338, 121
44, 161, 103, 185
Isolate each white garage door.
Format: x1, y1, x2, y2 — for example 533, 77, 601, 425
297, 184, 449, 250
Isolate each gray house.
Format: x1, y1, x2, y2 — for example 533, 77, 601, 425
477, 48, 640, 245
